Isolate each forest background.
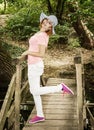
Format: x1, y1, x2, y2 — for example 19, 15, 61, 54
0, 0, 94, 102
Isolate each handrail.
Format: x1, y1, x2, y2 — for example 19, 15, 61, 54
86, 103, 94, 129
0, 55, 45, 130
74, 54, 84, 130
13, 57, 27, 130
0, 74, 16, 130
0, 57, 28, 130
74, 54, 94, 130
15, 61, 22, 130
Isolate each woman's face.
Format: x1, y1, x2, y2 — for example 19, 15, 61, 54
41, 19, 53, 32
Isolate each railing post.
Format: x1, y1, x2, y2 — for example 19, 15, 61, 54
74, 54, 84, 130
15, 62, 22, 130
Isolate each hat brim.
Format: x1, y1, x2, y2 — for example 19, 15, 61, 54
40, 12, 58, 34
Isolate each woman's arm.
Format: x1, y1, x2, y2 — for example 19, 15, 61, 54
27, 44, 46, 58
19, 44, 46, 59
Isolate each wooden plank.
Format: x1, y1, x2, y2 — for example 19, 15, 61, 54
86, 107, 94, 127
46, 78, 75, 84
26, 120, 77, 126
42, 95, 77, 99
23, 126, 78, 130
15, 64, 22, 130
32, 108, 77, 114
46, 78, 76, 87
30, 113, 77, 120
42, 101, 76, 105
42, 104, 76, 109
0, 74, 16, 130
75, 63, 83, 130
23, 78, 78, 130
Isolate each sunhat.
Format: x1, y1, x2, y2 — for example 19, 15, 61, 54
40, 12, 58, 34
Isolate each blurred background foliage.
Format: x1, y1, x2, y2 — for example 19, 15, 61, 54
0, 0, 94, 47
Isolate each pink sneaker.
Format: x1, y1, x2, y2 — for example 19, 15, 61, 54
29, 116, 45, 124
61, 83, 74, 95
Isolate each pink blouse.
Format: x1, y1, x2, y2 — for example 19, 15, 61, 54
28, 32, 49, 65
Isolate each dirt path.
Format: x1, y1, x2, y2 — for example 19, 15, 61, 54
43, 47, 94, 78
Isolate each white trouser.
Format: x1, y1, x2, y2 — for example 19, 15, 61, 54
28, 61, 62, 117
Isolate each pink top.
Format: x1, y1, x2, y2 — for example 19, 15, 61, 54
28, 32, 49, 65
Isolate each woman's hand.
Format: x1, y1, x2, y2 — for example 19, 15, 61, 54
17, 50, 29, 61
21, 50, 29, 56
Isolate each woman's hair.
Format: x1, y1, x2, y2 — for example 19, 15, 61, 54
40, 18, 53, 36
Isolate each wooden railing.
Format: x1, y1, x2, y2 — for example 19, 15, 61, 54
0, 57, 28, 130
74, 54, 94, 130
0, 57, 45, 130
0, 73, 16, 130
86, 103, 94, 130
0, 54, 94, 130
74, 54, 84, 130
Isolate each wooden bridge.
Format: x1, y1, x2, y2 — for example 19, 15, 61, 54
0, 55, 94, 130
23, 78, 77, 130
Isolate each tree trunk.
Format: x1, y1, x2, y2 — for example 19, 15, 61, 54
46, 0, 53, 13
4, 0, 7, 12
67, 1, 94, 49
56, 0, 66, 22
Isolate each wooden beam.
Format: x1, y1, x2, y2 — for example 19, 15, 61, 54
86, 107, 94, 128
0, 74, 16, 130
15, 64, 22, 130
74, 55, 84, 130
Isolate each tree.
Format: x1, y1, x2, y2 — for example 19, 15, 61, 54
43, 0, 94, 49
4, 0, 7, 12
67, 1, 94, 49
2, 0, 94, 49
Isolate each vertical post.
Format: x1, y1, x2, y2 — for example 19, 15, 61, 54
15, 63, 22, 130
74, 55, 83, 130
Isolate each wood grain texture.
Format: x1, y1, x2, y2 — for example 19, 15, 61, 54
23, 78, 78, 130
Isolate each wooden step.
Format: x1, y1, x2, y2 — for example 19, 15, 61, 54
23, 78, 78, 130
23, 126, 78, 130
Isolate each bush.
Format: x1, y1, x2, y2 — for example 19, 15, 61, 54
68, 37, 80, 48
49, 23, 70, 46
4, 0, 44, 41
5, 8, 40, 41
1, 41, 25, 58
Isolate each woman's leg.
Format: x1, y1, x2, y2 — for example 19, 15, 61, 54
31, 85, 62, 95
28, 62, 74, 118
28, 75, 44, 117
28, 61, 62, 96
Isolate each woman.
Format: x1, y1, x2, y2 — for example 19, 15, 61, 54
19, 12, 74, 124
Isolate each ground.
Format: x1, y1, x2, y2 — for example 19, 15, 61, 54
43, 46, 94, 78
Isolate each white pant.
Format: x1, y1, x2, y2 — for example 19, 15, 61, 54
28, 61, 62, 117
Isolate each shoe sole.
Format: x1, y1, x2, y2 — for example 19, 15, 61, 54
62, 83, 74, 95
29, 119, 45, 124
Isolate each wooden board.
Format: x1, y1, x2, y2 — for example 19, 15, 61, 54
23, 78, 78, 130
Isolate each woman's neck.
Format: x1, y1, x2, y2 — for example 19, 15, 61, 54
40, 28, 45, 32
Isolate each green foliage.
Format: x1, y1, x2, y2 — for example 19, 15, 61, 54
80, 0, 94, 33
5, 8, 40, 40
56, 23, 70, 36
68, 38, 81, 48
4, 0, 47, 41
1, 42, 25, 58
0, 26, 4, 36
49, 23, 70, 45
1, 0, 94, 45
0, 0, 3, 3
5, 3, 18, 14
